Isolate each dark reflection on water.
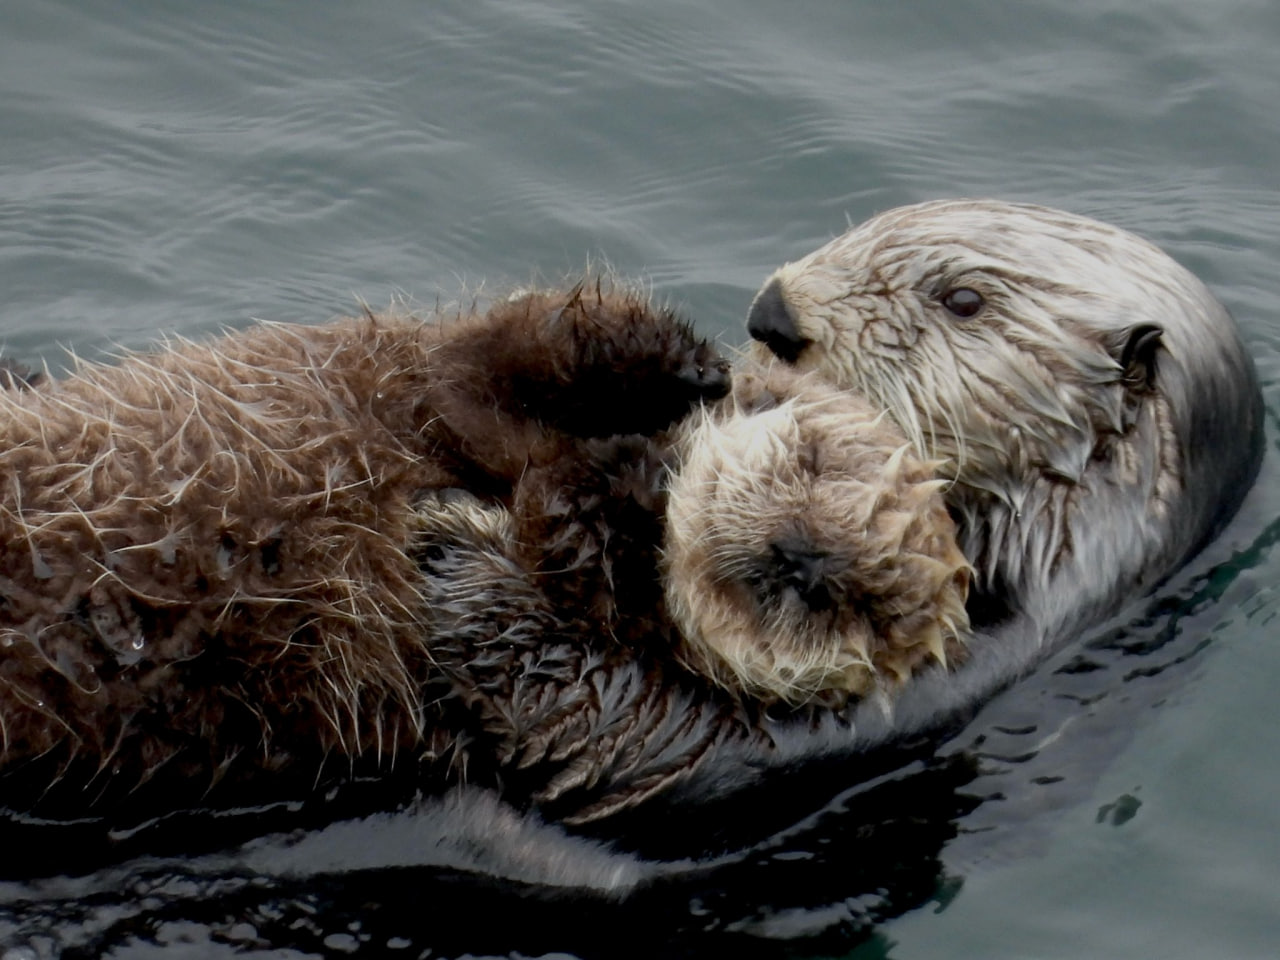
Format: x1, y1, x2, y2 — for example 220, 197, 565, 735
2, 499, 1271, 958
4, 764, 973, 958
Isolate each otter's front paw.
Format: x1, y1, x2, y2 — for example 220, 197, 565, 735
507, 283, 733, 437
674, 341, 732, 403
561, 331, 732, 438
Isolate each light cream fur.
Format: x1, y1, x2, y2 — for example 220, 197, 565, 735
663, 362, 970, 705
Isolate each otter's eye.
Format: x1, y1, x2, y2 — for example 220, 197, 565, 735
941, 287, 984, 318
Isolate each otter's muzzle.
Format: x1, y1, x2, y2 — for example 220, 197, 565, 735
770, 540, 834, 613
747, 278, 810, 364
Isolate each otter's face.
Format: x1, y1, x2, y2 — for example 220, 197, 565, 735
663, 366, 970, 705
746, 199, 1202, 496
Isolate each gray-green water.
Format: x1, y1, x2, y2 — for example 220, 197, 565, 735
2, 1, 1278, 957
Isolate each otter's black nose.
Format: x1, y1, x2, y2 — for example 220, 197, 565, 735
747, 278, 809, 364
770, 541, 834, 612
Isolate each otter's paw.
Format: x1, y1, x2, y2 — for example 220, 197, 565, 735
503, 282, 732, 437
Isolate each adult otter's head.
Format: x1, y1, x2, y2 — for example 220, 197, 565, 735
663, 363, 971, 705
747, 199, 1263, 631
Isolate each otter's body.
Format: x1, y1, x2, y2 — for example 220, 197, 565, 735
0, 317, 438, 801
2, 197, 1258, 828
0, 276, 975, 822
0, 282, 731, 810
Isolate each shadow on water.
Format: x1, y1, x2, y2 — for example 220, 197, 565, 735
1, 462, 1275, 958
1, 754, 979, 959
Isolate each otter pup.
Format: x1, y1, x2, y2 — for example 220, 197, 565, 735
419, 356, 972, 724
663, 362, 970, 706
0, 279, 728, 810
420, 283, 730, 645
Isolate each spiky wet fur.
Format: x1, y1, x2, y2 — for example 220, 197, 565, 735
663, 362, 970, 706
406, 361, 973, 820
0, 318, 437, 801
0, 277, 728, 810
421, 282, 729, 650
412, 489, 748, 824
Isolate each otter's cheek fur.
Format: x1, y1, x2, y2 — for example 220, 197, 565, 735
663, 363, 971, 706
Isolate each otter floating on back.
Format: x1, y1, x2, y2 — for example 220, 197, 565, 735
0, 276, 967, 820
0, 198, 1260, 828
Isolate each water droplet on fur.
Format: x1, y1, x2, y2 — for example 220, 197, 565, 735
157, 534, 178, 566
217, 534, 237, 571
31, 552, 53, 580
112, 635, 146, 667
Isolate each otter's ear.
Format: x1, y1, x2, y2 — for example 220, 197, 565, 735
1117, 323, 1163, 392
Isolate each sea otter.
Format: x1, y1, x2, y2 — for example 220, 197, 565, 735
4, 198, 1256, 830
458, 202, 1261, 827
0, 280, 730, 810
744, 198, 1264, 737
0, 269, 977, 822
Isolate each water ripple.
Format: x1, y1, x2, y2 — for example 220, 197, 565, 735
2, 0, 1279, 956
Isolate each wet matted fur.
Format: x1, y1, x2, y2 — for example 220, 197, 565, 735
408, 359, 974, 820
0, 278, 728, 809
663, 362, 970, 706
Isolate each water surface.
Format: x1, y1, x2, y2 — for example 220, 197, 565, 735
2, 1, 1278, 957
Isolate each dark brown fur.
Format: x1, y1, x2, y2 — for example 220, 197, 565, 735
420, 284, 728, 644
410, 489, 749, 824
0, 281, 727, 813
